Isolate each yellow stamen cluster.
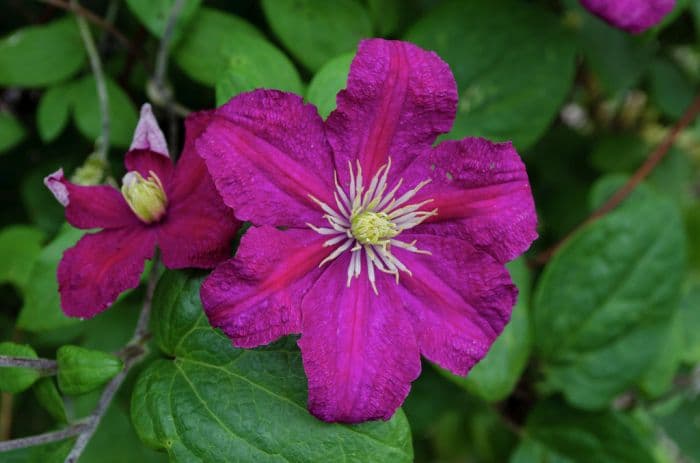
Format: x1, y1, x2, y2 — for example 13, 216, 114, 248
351, 211, 399, 245
121, 170, 168, 223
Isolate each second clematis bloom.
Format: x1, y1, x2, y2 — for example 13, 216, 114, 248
196, 39, 537, 423
45, 104, 239, 318
579, 0, 675, 33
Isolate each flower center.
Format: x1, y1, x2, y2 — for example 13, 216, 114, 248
351, 211, 398, 245
121, 170, 168, 224
307, 159, 437, 295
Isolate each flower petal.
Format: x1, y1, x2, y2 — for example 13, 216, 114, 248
156, 112, 240, 269
408, 137, 537, 263
201, 226, 331, 348
579, 0, 675, 34
124, 149, 174, 187
58, 227, 156, 317
395, 233, 517, 375
196, 90, 335, 228
299, 255, 421, 423
326, 38, 457, 181
44, 168, 139, 230
130, 103, 169, 157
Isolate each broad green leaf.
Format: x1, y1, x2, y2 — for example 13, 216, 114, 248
33, 377, 67, 423
590, 134, 648, 173
0, 17, 85, 87
522, 400, 657, 463
650, 58, 696, 119
37, 82, 75, 143
57, 345, 123, 395
125, 0, 201, 41
678, 284, 700, 363
533, 188, 685, 409
0, 111, 26, 153
132, 270, 414, 462
306, 53, 354, 119
406, 0, 576, 149
17, 225, 84, 332
214, 40, 303, 105
653, 393, 700, 462
0, 342, 41, 393
510, 439, 573, 463
175, 8, 299, 90
261, 0, 371, 72
576, 14, 655, 96
636, 310, 682, 398
367, 0, 401, 36
437, 259, 531, 402
0, 225, 44, 289
71, 75, 138, 148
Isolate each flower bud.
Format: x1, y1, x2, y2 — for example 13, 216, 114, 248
121, 170, 168, 223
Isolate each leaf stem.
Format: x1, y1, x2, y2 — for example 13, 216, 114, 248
0, 423, 88, 452
38, 0, 130, 47
73, 0, 110, 163
535, 92, 700, 265
0, 356, 57, 375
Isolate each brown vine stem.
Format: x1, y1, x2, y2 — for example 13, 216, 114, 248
38, 0, 130, 47
535, 92, 700, 265
0, 356, 58, 375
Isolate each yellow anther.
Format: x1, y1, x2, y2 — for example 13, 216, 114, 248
121, 170, 167, 223
351, 211, 399, 245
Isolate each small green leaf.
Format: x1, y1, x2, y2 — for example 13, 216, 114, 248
125, 0, 201, 41
367, 0, 401, 36
0, 111, 26, 154
17, 225, 84, 332
33, 378, 67, 423
0, 342, 41, 393
175, 8, 299, 89
0, 17, 85, 88
510, 438, 573, 463
261, 0, 371, 72
678, 284, 700, 364
649, 58, 696, 119
636, 310, 682, 398
71, 75, 138, 148
37, 82, 75, 143
306, 53, 354, 119
653, 393, 700, 462
590, 134, 648, 173
522, 400, 657, 463
57, 345, 123, 395
214, 39, 303, 105
437, 258, 531, 402
0, 225, 44, 290
533, 187, 685, 409
406, 0, 576, 149
132, 270, 413, 462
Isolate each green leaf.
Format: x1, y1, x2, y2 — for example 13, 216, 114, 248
678, 284, 700, 364
132, 270, 414, 462
636, 307, 683, 398
175, 8, 299, 90
367, 0, 401, 36
0, 225, 44, 290
522, 400, 657, 463
57, 345, 123, 395
1, 440, 72, 463
214, 39, 303, 105
649, 58, 696, 119
0, 342, 41, 393
653, 393, 700, 462
261, 0, 371, 72
37, 82, 75, 143
510, 439, 573, 463
33, 377, 67, 423
125, 0, 201, 41
71, 75, 138, 148
17, 225, 84, 332
405, 0, 576, 149
437, 258, 531, 402
590, 134, 648, 173
306, 53, 354, 119
0, 111, 26, 153
0, 17, 85, 87
533, 188, 685, 409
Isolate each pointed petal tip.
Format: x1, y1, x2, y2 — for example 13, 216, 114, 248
44, 168, 69, 206
130, 103, 169, 157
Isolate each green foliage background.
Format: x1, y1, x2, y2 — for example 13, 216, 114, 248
1, 0, 699, 462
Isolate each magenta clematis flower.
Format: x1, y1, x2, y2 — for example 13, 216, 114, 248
196, 39, 537, 423
579, 0, 675, 33
45, 104, 239, 318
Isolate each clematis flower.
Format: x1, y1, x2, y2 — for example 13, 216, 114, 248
45, 104, 239, 318
579, 0, 675, 33
196, 39, 537, 423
